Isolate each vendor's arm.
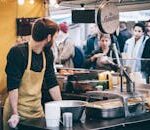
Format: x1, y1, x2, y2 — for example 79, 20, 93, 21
5, 45, 25, 127
9, 89, 19, 115
8, 89, 20, 129
5, 46, 25, 92
49, 85, 62, 100
44, 48, 62, 100
5, 46, 25, 108
8, 90, 20, 128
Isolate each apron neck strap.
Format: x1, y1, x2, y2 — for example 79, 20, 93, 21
27, 42, 46, 71
27, 42, 32, 70
42, 50, 46, 71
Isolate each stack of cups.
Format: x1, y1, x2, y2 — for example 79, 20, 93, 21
45, 103, 61, 128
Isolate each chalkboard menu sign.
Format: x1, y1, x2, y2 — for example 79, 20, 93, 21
16, 17, 38, 36
72, 10, 95, 23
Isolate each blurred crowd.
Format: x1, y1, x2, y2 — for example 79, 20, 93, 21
15, 19, 150, 83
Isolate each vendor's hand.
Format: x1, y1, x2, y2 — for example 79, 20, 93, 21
8, 114, 20, 128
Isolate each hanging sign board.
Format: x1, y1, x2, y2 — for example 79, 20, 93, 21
97, 2, 119, 34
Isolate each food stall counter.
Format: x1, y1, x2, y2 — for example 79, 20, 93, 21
18, 112, 150, 130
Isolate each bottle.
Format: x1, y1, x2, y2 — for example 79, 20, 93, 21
98, 71, 113, 90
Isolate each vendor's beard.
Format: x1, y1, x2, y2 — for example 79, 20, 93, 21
49, 38, 54, 47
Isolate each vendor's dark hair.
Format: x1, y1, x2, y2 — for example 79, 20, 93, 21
32, 18, 59, 41
133, 22, 145, 32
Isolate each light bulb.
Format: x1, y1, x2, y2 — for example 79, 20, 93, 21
29, 0, 34, 4
18, 0, 24, 5
50, 0, 57, 7
55, 4, 60, 8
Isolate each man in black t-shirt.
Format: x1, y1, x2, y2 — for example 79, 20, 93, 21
3, 18, 62, 130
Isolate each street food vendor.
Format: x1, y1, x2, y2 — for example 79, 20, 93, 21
3, 18, 62, 130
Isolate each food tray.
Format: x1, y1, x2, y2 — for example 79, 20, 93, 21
86, 98, 143, 119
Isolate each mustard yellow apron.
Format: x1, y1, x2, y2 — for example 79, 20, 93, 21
3, 43, 46, 130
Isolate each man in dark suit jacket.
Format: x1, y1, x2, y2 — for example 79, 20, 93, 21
117, 22, 132, 52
